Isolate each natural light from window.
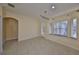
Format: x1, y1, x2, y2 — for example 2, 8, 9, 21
71, 18, 77, 39
53, 20, 67, 36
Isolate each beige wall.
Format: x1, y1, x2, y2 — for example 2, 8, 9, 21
42, 11, 79, 51
5, 10, 41, 41
0, 6, 3, 54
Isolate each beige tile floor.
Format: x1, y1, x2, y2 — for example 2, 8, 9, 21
3, 37, 79, 55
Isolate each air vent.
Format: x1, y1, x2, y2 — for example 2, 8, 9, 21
8, 3, 15, 8
76, 9, 79, 12
40, 15, 49, 20
52, 18, 54, 20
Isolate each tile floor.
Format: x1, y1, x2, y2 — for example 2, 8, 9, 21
3, 37, 79, 55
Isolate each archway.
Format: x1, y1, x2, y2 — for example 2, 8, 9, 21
3, 17, 18, 45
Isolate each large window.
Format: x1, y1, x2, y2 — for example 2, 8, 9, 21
54, 20, 67, 36
71, 18, 77, 38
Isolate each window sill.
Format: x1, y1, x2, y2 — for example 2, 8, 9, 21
69, 37, 77, 40
49, 34, 67, 37
49, 34, 77, 40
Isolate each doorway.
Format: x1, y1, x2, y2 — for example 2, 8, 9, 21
3, 17, 18, 45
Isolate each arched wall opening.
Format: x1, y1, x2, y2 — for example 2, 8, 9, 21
3, 17, 18, 44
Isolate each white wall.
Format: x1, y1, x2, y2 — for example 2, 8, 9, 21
5, 10, 41, 41
42, 11, 79, 51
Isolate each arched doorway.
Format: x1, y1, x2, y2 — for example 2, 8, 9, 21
3, 17, 18, 44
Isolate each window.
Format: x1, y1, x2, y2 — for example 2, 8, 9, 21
71, 18, 77, 39
53, 20, 67, 36
60, 21, 67, 35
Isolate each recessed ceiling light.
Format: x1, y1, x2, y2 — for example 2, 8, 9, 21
52, 5, 55, 8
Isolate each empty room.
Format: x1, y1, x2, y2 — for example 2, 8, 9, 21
0, 3, 79, 55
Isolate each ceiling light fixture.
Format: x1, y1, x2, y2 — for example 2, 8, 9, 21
52, 5, 55, 9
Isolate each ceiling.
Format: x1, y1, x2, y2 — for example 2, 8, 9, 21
0, 3, 79, 19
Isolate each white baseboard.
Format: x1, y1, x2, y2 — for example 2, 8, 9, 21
18, 35, 41, 42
